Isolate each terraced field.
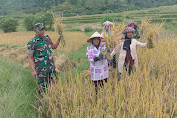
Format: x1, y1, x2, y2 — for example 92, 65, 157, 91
61, 5, 177, 32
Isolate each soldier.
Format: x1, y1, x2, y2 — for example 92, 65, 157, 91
27, 23, 63, 93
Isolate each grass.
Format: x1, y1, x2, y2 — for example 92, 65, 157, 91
0, 58, 38, 118
67, 43, 90, 73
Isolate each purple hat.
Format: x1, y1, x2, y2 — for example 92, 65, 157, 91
123, 27, 135, 34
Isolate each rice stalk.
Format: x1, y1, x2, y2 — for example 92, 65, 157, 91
52, 12, 66, 47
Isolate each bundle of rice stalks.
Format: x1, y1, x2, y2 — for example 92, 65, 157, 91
147, 31, 154, 48
52, 12, 66, 47
53, 53, 68, 72
146, 22, 165, 48
102, 22, 126, 59
53, 53, 76, 73
80, 70, 91, 79
102, 49, 112, 60
106, 22, 126, 49
140, 17, 151, 34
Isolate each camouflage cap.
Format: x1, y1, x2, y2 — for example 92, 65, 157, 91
34, 23, 45, 30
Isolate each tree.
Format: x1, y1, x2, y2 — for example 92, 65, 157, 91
1, 17, 18, 33
24, 15, 36, 31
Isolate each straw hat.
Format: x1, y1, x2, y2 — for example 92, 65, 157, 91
87, 31, 104, 43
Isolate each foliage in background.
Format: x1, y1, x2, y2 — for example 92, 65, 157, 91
35, 11, 54, 30
84, 26, 93, 32
23, 12, 54, 31
104, 15, 114, 22
0, 0, 177, 16
101, 15, 114, 26
24, 15, 36, 31
0, 17, 18, 33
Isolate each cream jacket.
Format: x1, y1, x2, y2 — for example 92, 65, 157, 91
110, 39, 147, 73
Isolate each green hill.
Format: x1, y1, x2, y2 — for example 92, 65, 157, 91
1, 4, 177, 33
0, 0, 177, 16
60, 5, 177, 33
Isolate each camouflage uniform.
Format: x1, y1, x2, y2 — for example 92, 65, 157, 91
27, 23, 57, 91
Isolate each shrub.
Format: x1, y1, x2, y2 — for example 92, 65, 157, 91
35, 11, 53, 30
125, 15, 131, 19
102, 15, 114, 26
1, 17, 18, 33
23, 11, 54, 31
84, 26, 93, 32
24, 15, 35, 31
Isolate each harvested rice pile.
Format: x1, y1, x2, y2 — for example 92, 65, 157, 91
0, 46, 75, 73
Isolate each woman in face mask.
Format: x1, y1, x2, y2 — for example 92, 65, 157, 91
101, 21, 113, 37
86, 31, 109, 93
110, 27, 152, 82
101, 21, 117, 68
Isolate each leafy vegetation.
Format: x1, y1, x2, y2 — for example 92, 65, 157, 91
0, 17, 18, 33
0, 58, 37, 118
0, 0, 177, 16
84, 26, 93, 32
24, 15, 36, 31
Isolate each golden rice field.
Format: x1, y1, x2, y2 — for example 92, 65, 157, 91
37, 38, 177, 118
0, 31, 88, 53
35, 21, 177, 117
0, 31, 88, 72
0, 21, 177, 117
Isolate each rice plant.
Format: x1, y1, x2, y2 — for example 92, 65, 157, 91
52, 12, 66, 47
102, 22, 126, 59
34, 19, 177, 118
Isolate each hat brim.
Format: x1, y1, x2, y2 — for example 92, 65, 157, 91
87, 36, 104, 43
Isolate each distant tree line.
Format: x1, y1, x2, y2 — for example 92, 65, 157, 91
0, 12, 53, 33
0, 0, 177, 16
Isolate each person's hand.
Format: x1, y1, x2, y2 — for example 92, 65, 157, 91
94, 57, 99, 62
147, 41, 154, 49
32, 71, 37, 78
58, 35, 64, 40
